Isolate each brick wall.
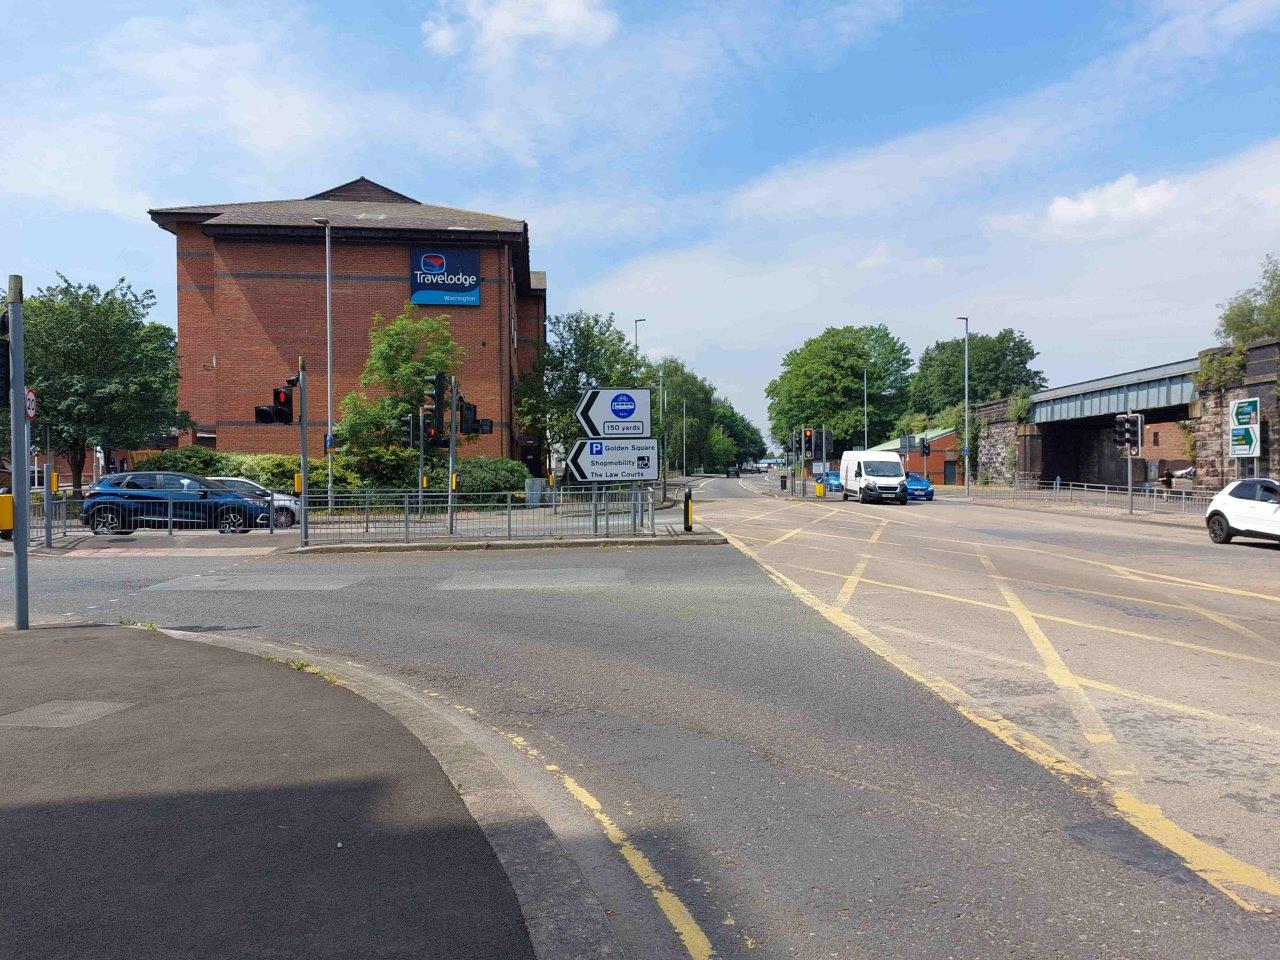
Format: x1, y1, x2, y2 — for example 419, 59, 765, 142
175, 236, 533, 459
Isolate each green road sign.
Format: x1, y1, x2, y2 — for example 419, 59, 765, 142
1232, 397, 1259, 427
1230, 426, 1258, 457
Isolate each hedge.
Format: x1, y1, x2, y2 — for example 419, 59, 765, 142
133, 446, 529, 493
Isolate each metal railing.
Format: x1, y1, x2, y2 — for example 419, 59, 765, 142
965, 479, 1214, 517
299, 485, 658, 545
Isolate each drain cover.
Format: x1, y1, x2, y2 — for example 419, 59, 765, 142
0, 700, 134, 728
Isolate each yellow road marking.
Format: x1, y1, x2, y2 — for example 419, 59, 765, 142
495, 732, 717, 959
977, 549, 1129, 766
876, 623, 1280, 740
773, 558, 1280, 669
1183, 603, 1268, 641
836, 557, 870, 608
560, 776, 715, 960
868, 520, 888, 544
717, 528, 1280, 913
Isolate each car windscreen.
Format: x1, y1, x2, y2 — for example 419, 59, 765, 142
863, 461, 904, 478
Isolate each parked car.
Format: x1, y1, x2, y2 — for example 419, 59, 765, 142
726, 465, 741, 477
905, 471, 934, 501
80, 472, 271, 535
1205, 478, 1280, 544
839, 450, 908, 504
209, 476, 299, 528
1174, 466, 1195, 480
824, 469, 842, 492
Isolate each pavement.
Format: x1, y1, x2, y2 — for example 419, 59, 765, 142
0, 624, 536, 960
3, 480, 1280, 959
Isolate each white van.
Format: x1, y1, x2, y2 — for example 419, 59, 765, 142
839, 450, 908, 504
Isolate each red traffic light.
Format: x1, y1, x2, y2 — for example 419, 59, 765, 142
275, 389, 288, 404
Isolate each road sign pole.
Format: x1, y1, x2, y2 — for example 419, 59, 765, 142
8, 277, 29, 629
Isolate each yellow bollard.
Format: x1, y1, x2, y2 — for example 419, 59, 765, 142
451, 473, 458, 491
815, 480, 825, 498
50, 472, 59, 494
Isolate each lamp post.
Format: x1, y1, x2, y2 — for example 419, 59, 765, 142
863, 368, 868, 450
312, 216, 333, 508
958, 316, 970, 495
634, 316, 646, 348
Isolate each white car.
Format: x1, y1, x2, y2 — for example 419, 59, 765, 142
1205, 478, 1280, 544
209, 476, 300, 528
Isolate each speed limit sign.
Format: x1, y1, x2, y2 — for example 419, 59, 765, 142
23, 387, 36, 422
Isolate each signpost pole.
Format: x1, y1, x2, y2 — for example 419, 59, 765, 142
8, 277, 29, 629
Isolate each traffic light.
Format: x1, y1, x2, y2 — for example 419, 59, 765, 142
802, 428, 814, 459
1113, 414, 1128, 449
272, 386, 293, 424
429, 373, 449, 447
921, 440, 931, 458
401, 413, 416, 447
1113, 414, 1143, 457
460, 401, 478, 434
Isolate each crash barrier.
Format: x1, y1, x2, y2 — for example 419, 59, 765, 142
298, 485, 658, 545
965, 479, 1215, 518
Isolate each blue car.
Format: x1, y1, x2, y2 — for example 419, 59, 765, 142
81, 471, 272, 535
825, 469, 842, 492
905, 471, 934, 501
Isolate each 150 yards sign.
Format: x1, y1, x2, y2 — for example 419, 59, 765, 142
576, 389, 651, 437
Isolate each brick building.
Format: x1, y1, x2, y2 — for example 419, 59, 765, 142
870, 427, 963, 485
149, 178, 547, 473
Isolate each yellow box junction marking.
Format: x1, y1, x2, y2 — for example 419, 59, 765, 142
716, 528, 1280, 913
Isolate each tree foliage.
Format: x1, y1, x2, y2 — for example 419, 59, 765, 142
335, 303, 461, 476
765, 325, 912, 449
12, 275, 190, 494
713, 399, 766, 465
515, 311, 645, 458
908, 328, 1045, 415
1215, 255, 1280, 346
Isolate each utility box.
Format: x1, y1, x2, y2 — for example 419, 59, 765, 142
0, 494, 13, 531
525, 478, 546, 506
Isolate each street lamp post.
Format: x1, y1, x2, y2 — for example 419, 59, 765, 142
634, 316, 646, 348
863, 368, 868, 450
958, 316, 970, 496
312, 216, 334, 508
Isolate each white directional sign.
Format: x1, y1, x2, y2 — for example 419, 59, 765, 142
576, 388, 651, 438
568, 438, 659, 482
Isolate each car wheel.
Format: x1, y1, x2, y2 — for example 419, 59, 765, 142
841, 492, 848, 501
927, 493, 934, 501
217, 508, 248, 535
91, 507, 127, 536
1207, 513, 1234, 544
272, 506, 296, 529
898, 495, 908, 505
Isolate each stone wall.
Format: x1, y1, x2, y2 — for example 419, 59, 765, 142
978, 419, 1017, 483
1194, 338, 1279, 488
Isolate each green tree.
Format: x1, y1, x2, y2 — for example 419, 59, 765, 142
704, 425, 738, 472
713, 399, 766, 465
335, 303, 461, 474
908, 328, 1045, 415
12, 276, 190, 495
765, 325, 912, 450
1215, 255, 1280, 345
652, 357, 716, 473
515, 312, 645, 459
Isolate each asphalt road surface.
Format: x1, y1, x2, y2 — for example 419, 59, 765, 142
4, 476, 1279, 959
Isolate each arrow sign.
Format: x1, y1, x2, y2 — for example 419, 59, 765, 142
1230, 426, 1259, 457
568, 438, 659, 482
576, 388, 651, 438
1232, 397, 1259, 426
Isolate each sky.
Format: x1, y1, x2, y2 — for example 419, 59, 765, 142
2, 0, 1278, 434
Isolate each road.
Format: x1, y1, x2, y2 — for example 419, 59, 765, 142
4, 476, 1280, 958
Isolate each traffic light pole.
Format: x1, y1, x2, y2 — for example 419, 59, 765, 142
298, 359, 309, 546
8, 276, 28, 629
1126, 406, 1134, 516
447, 375, 458, 535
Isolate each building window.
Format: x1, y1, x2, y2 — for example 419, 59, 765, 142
1152, 431, 1160, 447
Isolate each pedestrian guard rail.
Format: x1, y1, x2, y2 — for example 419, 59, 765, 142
965, 479, 1215, 517
299, 485, 658, 545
